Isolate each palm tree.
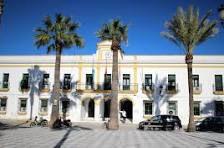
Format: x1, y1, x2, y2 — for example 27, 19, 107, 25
34, 14, 83, 128
0, 0, 4, 24
161, 6, 218, 132
97, 19, 128, 130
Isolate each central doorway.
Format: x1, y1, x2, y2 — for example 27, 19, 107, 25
120, 99, 133, 119
88, 99, 95, 117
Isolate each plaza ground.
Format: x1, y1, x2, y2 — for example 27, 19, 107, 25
0, 120, 224, 148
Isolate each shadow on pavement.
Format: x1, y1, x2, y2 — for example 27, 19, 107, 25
186, 134, 224, 147
0, 120, 29, 130
54, 125, 92, 148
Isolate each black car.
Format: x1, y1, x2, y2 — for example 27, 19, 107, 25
195, 116, 224, 132
138, 115, 182, 130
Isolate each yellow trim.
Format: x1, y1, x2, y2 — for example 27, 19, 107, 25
17, 112, 27, 115
143, 115, 153, 119
0, 111, 6, 115
213, 91, 224, 95
78, 63, 82, 90
38, 112, 48, 116
0, 88, 9, 92
1, 63, 224, 68
95, 100, 101, 106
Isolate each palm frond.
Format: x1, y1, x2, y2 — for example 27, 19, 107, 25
97, 19, 128, 45
34, 13, 84, 53
161, 6, 218, 53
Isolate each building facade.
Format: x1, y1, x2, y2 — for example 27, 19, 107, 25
0, 40, 224, 125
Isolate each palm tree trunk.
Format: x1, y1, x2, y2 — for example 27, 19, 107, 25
186, 53, 195, 132
49, 48, 61, 128
108, 40, 119, 130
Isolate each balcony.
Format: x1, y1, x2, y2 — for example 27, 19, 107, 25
76, 83, 111, 93
19, 80, 30, 92
60, 81, 72, 92
213, 84, 224, 95
166, 83, 178, 94
75, 83, 138, 94
142, 83, 154, 94
39, 82, 50, 93
0, 81, 9, 92
119, 83, 138, 94
193, 84, 202, 95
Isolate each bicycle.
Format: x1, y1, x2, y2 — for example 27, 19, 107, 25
30, 116, 48, 127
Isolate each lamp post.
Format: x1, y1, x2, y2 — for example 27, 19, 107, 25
0, 0, 3, 24
218, 4, 224, 28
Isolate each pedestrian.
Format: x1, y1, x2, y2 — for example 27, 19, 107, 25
122, 110, 126, 123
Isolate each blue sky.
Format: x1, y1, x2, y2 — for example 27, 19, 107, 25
0, 0, 223, 55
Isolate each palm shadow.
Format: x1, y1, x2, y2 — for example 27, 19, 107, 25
53, 125, 92, 148
27, 65, 46, 120
145, 74, 178, 115
0, 120, 29, 130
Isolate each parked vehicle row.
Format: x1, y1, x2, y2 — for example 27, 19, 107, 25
139, 115, 224, 133
138, 115, 182, 131
195, 116, 224, 133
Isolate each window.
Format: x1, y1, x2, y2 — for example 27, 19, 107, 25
86, 74, 93, 89
40, 99, 48, 112
194, 102, 200, 116
144, 101, 152, 115
21, 73, 29, 89
193, 75, 199, 87
19, 98, 27, 112
104, 74, 111, 90
168, 74, 176, 91
60, 100, 70, 115
215, 75, 223, 91
145, 74, 152, 90
63, 74, 71, 90
168, 101, 177, 115
42, 74, 49, 89
2, 73, 9, 88
0, 98, 7, 111
123, 74, 130, 90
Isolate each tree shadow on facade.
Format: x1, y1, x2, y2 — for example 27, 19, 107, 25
54, 126, 92, 148
49, 80, 81, 120
28, 65, 46, 120
145, 75, 177, 115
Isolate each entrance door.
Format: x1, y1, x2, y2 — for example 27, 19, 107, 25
120, 99, 133, 119
88, 99, 95, 117
104, 99, 111, 118
215, 101, 224, 116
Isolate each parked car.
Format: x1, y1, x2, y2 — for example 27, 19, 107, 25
138, 115, 182, 131
195, 116, 224, 132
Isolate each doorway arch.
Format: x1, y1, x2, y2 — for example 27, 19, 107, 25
120, 99, 133, 119
88, 99, 95, 117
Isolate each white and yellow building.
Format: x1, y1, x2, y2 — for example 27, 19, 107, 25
0, 40, 224, 126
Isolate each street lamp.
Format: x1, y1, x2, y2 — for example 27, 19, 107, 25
218, 4, 224, 28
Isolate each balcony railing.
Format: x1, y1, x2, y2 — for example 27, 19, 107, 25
193, 84, 202, 94
213, 84, 224, 95
60, 81, 72, 92
142, 83, 154, 94
166, 83, 178, 94
39, 82, 50, 92
119, 83, 138, 93
75, 83, 138, 93
0, 81, 9, 91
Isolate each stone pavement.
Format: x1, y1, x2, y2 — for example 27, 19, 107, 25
0, 122, 224, 148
